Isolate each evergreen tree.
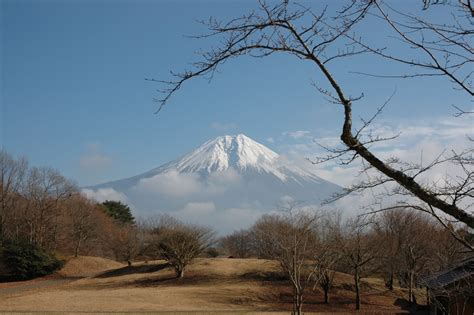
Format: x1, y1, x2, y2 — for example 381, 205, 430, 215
101, 200, 135, 224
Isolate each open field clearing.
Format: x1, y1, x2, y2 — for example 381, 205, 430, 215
0, 256, 423, 314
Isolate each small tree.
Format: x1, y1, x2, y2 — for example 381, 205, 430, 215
315, 254, 337, 304
153, 217, 214, 278
336, 216, 380, 310
110, 224, 140, 266
252, 206, 320, 315
101, 200, 134, 224
397, 213, 437, 304
221, 229, 253, 258
313, 214, 341, 304
66, 196, 101, 257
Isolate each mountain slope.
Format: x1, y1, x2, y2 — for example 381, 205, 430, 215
84, 134, 341, 231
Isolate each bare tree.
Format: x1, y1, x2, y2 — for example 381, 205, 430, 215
22, 167, 76, 250
110, 223, 140, 266
431, 223, 469, 270
373, 208, 407, 291
0, 151, 28, 243
65, 195, 102, 257
151, 0, 473, 246
252, 206, 321, 315
397, 212, 439, 304
152, 216, 215, 278
314, 247, 338, 305
313, 212, 341, 304
221, 229, 254, 258
335, 215, 380, 310
373, 209, 467, 304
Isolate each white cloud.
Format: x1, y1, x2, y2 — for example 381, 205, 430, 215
82, 188, 128, 203
278, 195, 295, 207
131, 168, 242, 199
79, 142, 112, 170
312, 136, 341, 148
315, 165, 361, 187
267, 137, 275, 143
277, 115, 473, 216
283, 130, 311, 139
178, 201, 216, 216
133, 170, 201, 197
170, 201, 264, 234
82, 115, 471, 232
207, 168, 242, 194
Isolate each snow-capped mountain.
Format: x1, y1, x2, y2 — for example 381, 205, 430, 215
84, 134, 341, 232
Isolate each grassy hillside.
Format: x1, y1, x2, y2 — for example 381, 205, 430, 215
0, 257, 425, 313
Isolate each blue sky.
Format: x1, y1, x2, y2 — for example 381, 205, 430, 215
2, 0, 472, 187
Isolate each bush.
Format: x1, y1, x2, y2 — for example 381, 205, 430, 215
1, 240, 64, 280
154, 217, 215, 278
205, 247, 219, 258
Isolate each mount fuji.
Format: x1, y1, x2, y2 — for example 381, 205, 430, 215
83, 134, 341, 232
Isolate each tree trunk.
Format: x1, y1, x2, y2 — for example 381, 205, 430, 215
324, 287, 329, 304
296, 293, 303, 315
426, 287, 430, 307
292, 286, 297, 315
291, 285, 303, 315
74, 239, 81, 258
0, 210, 4, 246
176, 266, 184, 278
354, 268, 361, 310
408, 271, 414, 304
385, 270, 394, 291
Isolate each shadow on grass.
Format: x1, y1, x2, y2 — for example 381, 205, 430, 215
131, 273, 214, 287
131, 270, 288, 288
394, 298, 430, 314
393, 298, 412, 310
240, 270, 288, 282
88, 271, 221, 290
94, 262, 170, 278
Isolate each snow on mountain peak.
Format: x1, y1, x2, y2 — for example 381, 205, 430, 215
85, 134, 342, 228
175, 134, 280, 174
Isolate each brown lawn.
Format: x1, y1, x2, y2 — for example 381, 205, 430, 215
0, 256, 424, 313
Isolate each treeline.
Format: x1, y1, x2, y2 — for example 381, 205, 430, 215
0, 150, 215, 280
1, 150, 472, 313
219, 207, 473, 313
0, 151, 141, 279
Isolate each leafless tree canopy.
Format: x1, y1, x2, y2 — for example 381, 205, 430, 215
151, 216, 215, 278
334, 215, 382, 310
0, 150, 140, 260
221, 229, 254, 258
251, 206, 321, 315
151, 0, 473, 248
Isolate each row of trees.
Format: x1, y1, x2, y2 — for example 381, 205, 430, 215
221, 205, 471, 314
0, 150, 215, 279
2, 150, 471, 313
0, 150, 140, 277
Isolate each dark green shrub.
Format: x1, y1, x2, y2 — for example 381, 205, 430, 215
1, 240, 64, 280
101, 200, 135, 224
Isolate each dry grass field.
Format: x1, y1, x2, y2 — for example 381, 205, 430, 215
0, 256, 424, 314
